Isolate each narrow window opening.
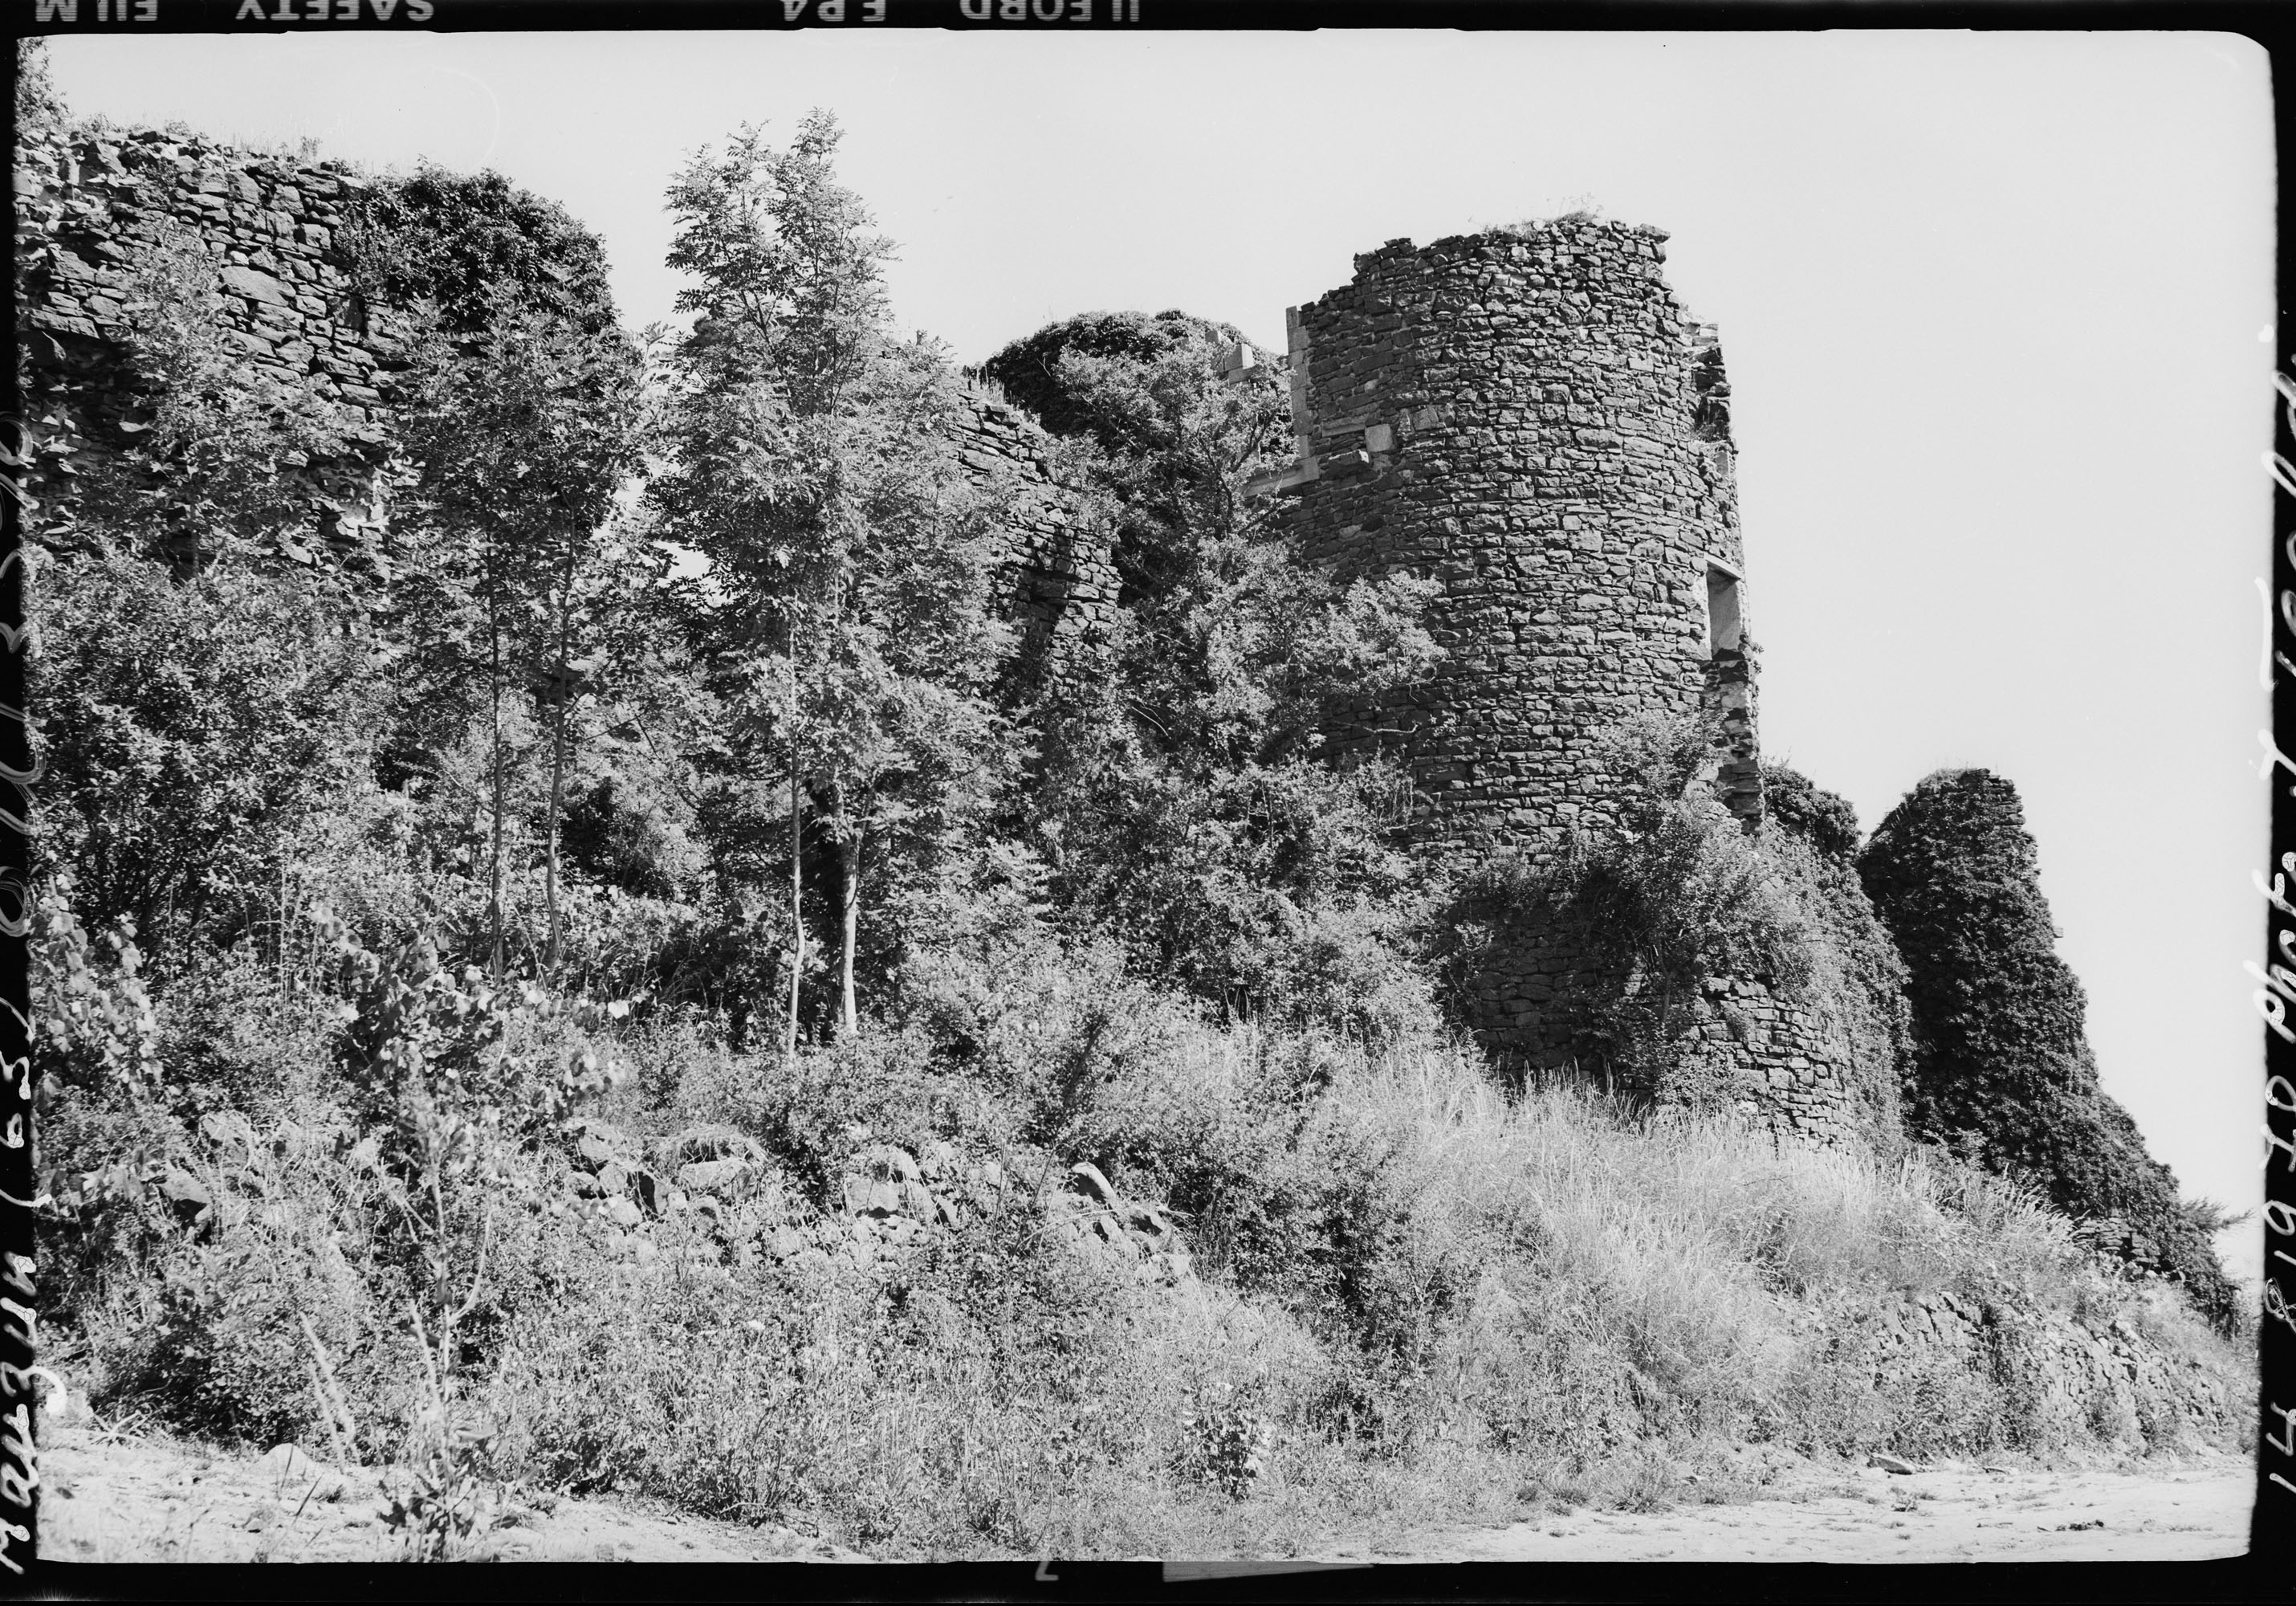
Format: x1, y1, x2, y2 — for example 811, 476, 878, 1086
1705, 565, 1743, 655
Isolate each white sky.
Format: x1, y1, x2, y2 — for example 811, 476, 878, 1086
43, 30, 2278, 1278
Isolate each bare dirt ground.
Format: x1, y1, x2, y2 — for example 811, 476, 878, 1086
1349, 1451, 2257, 1564
35, 1421, 865, 1563
31, 1421, 2253, 1566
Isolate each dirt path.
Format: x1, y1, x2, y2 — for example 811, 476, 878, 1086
32, 1421, 2254, 1566
35, 1422, 866, 1563
1345, 1453, 2256, 1564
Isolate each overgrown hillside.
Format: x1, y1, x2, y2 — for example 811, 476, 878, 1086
14, 45, 2252, 1560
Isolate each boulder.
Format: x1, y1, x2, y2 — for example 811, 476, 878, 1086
917, 1139, 960, 1180
1068, 1160, 1122, 1211
677, 1158, 750, 1195
197, 1110, 255, 1159
564, 1115, 636, 1156
157, 1167, 213, 1229
657, 1123, 766, 1168
841, 1176, 903, 1218
853, 1143, 922, 1183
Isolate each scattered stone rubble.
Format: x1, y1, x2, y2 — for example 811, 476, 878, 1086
554, 1116, 1191, 1284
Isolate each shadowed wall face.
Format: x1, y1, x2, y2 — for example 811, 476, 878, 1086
1280, 219, 1756, 864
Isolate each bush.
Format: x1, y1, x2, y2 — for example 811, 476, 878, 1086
31, 546, 386, 972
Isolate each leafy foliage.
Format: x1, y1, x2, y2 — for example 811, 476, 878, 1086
987, 308, 1443, 1038
342, 165, 625, 340
653, 112, 1014, 1042
33, 545, 386, 970
979, 309, 1282, 611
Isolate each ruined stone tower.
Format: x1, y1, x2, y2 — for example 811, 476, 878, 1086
1266, 218, 1759, 858
1263, 220, 1858, 1145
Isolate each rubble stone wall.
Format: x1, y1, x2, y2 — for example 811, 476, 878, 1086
1862, 1289, 2241, 1452
1280, 221, 1756, 859
948, 393, 1117, 703
15, 125, 403, 544
15, 124, 1112, 692
1273, 222, 1860, 1144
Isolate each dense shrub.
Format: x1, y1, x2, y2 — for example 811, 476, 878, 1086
32, 547, 388, 972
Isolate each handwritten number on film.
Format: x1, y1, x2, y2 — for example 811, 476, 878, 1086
2257, 365, 2296, 1502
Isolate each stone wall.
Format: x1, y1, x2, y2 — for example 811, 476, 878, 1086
948, 393, 1117, 703
14, 123, 1112, 694
1277, 220, 1753, 862
1270, 221, 1863, 1145
15, 125, 403, 547
1860, 1289, 2241, 1453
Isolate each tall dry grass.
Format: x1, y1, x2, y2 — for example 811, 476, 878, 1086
61, 1004, 2252, 1559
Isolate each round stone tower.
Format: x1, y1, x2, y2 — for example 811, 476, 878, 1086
1265, 219, 1865, 1147
1272, 218, 1758, 864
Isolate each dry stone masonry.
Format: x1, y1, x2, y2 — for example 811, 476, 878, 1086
1274, 221, 1753, 854
1264, 221, 1858, 1144
1857, 1289, 2238, 1451
947, 393, 1117, 703
16, 125, 405, 548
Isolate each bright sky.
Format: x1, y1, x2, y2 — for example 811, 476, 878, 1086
43, 30, 2278, 1278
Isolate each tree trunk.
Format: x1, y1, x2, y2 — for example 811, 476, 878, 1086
784, 675, 804, 1066
487, 593, 506, 984
833, 788, 861, 1038
542, 540, 578, 983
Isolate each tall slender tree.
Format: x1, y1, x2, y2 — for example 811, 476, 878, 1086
652, 112, 1009, 1048
367, 177, 644, 979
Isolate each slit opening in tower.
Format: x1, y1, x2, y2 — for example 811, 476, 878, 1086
1705, 563, 1743, 655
